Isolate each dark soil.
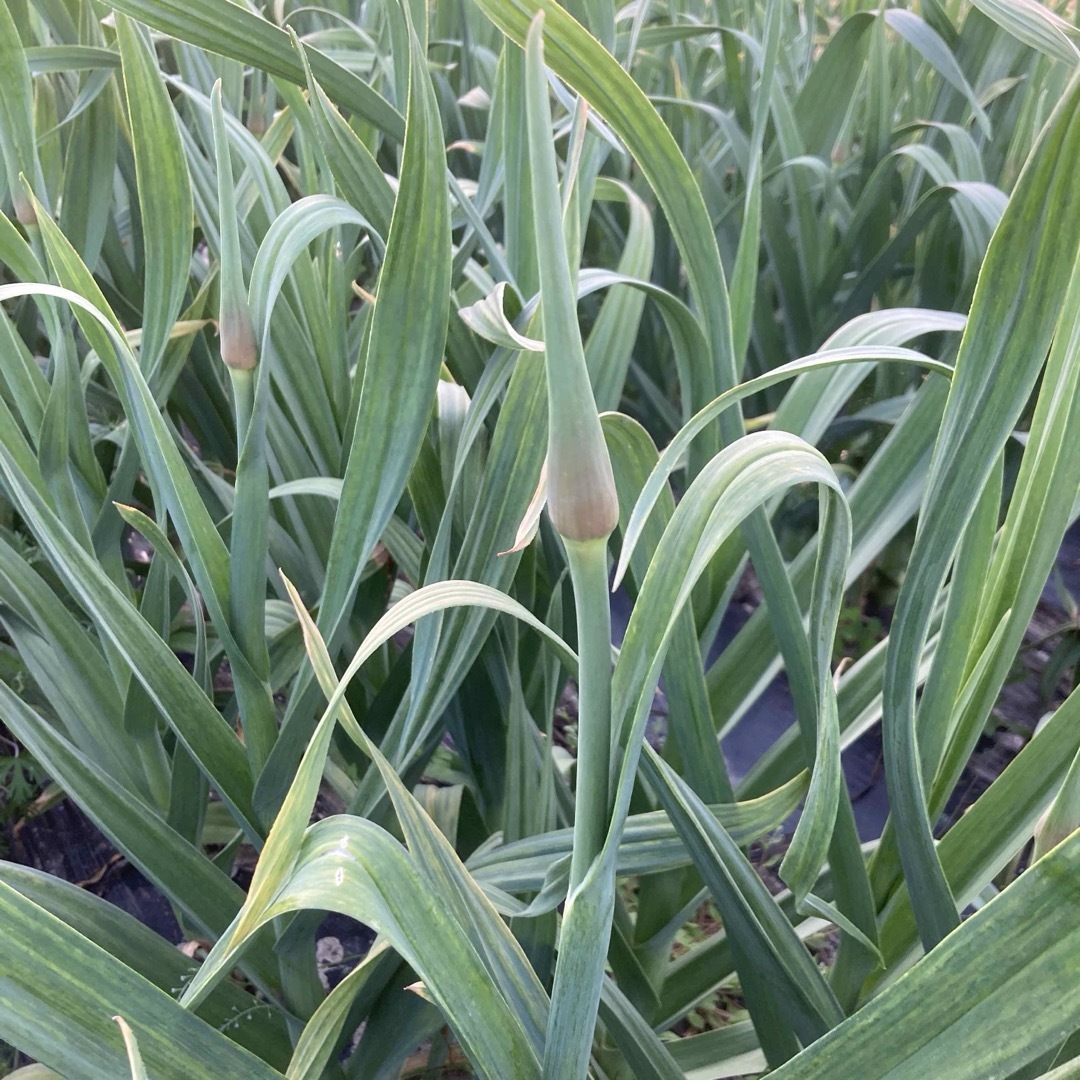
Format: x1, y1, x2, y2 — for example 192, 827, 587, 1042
10, 798, 183, 942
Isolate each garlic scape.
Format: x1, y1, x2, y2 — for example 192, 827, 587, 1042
525, 13, 615, 895
524, 15, 618, 548
211, 82, 258, 380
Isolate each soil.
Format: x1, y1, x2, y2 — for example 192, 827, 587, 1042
10, 797, 183, 942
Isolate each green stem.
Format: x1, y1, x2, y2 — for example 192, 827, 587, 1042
230, 367, 255, 449
565, 537, 613, 893
227, 364, 276, 776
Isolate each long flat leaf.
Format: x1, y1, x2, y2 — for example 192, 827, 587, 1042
0, 882, 284, 1080
881, 71, 1080, 951
258, 5, 451, 818
106, 0, 403, 138
115, 15, 192, 376
772, 834, 1080, 1079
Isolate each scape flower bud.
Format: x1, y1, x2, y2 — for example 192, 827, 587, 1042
546, 413, 619, 542
211, 80, 257, 373
219, 301, 258, 371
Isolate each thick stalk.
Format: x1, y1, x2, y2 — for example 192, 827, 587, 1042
565, 537, 613, 892
229, 367, 255, 451
228, 363, 276, 774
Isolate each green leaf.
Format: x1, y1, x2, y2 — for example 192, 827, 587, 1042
0, 882, 284, 1080
0, 420, 257, 835
966, 0, 1080, 65
0, 1, 46, 223
467, 770, 809, 905
115, 14, 193, 376
877, 681, 1080, 977
614, 345, 950, 590
112, 1016, 148, 1080
285, 578, 551, 1055
882, 71, 1080, 952
106, 0, 403, 138
771, 834, 1080, 1079
259, 2, 452, 819
884, 10, 991, 137
285, 941, 393, 1080
0, 862, 291, 1068
295, 39, 395, 238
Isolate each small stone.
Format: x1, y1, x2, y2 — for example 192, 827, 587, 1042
315, 936, 345, 991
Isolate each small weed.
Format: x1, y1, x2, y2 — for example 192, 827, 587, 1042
0, 735, 42, 856
834, 605, 886, 666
